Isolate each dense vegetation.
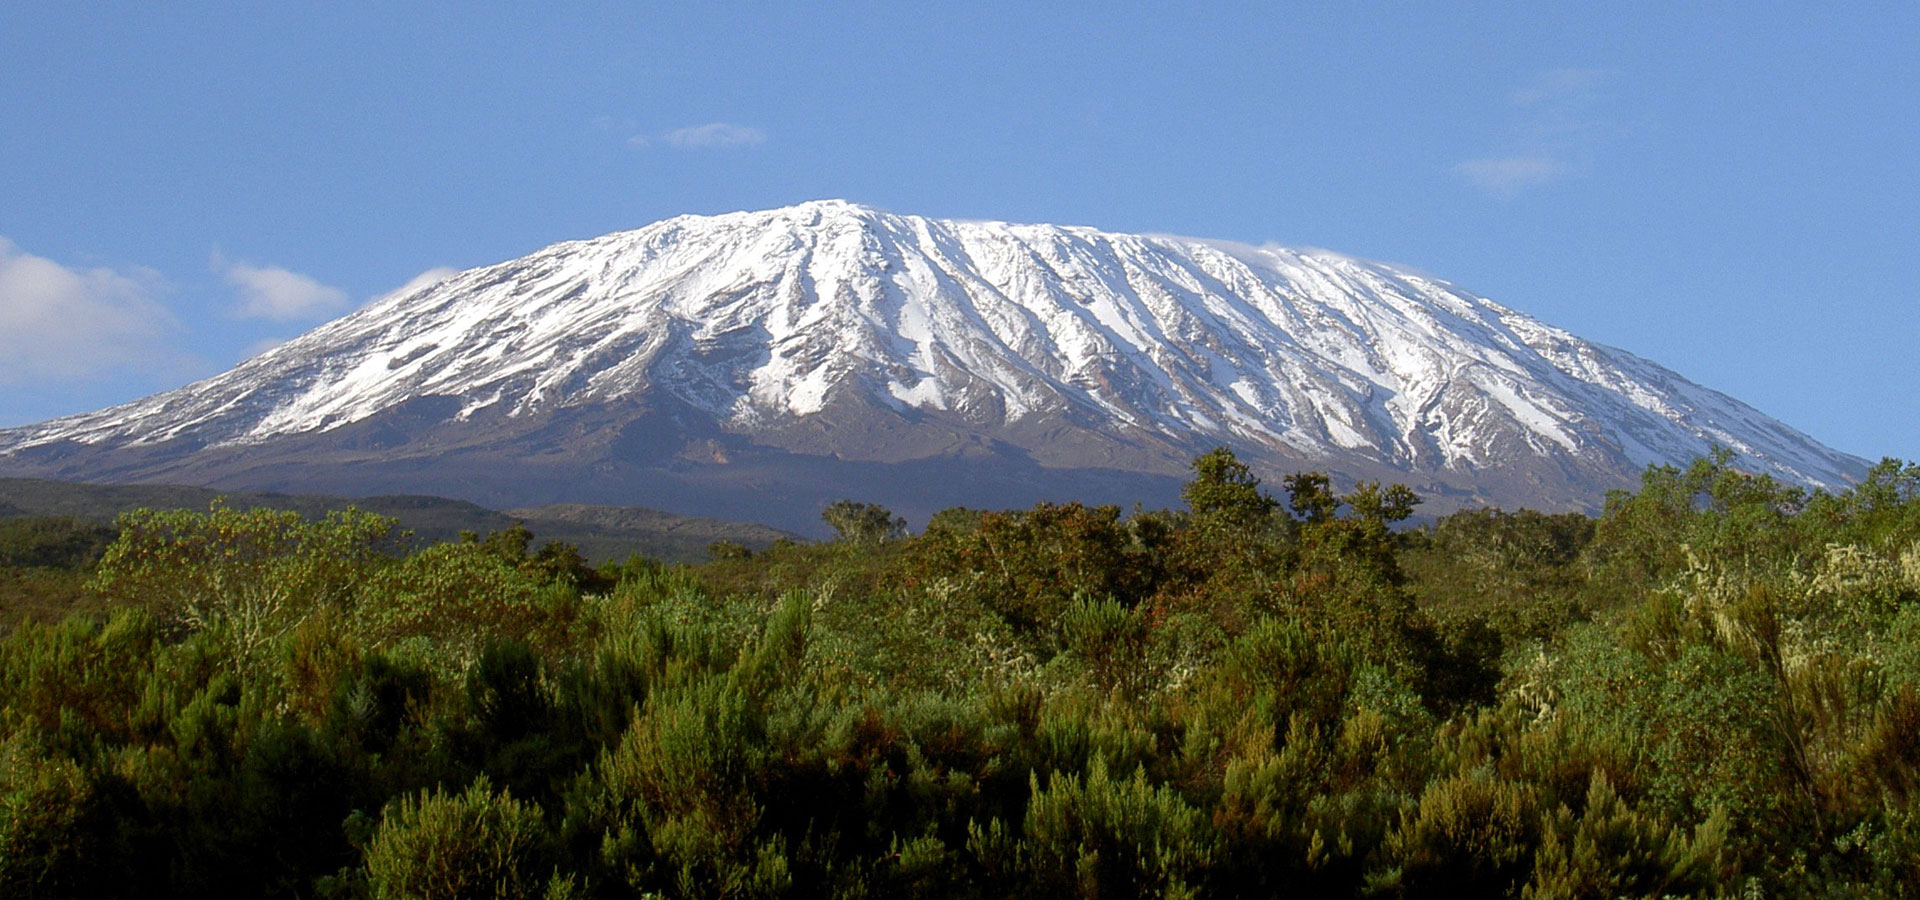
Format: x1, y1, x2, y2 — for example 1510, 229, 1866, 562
4, 450, 1920, 898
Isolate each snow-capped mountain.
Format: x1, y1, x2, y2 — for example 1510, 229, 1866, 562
0, 201, 1866, 531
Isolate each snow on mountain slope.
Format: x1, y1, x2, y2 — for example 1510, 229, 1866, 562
0, 200, 1865, 504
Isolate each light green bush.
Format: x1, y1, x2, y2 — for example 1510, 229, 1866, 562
363, 776, 558, 900
977, 755, 1212, 899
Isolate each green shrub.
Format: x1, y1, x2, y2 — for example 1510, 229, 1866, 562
355, 543, 566, 670
593, 675, 767, 894
1373, 766, 1541, 898
363, 776, 559, 900
1059, 596, 1150, 699
917, 502, 1160, 633
92, 504, 400, 671
0, 608, 158, 751
1524, 773, 1725, 900
0, 728, 101, 899
978, 756, 1212, 899
1215, 617, 1354, 732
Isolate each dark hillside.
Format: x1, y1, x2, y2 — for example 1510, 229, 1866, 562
0, 476, 800, 562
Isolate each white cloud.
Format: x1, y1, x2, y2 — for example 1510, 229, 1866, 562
369, 266, 459, 307
1455, 156, 1568, 196
0, 237, 182, 385
214, 250, 350, 321
229, 268, 455, 364
664, 122, 767, 149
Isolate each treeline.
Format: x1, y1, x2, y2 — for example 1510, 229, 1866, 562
3, 451, 1920, 898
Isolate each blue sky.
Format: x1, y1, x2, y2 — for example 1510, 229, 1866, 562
2, 2, 1915, 461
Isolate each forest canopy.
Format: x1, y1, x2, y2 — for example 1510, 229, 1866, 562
3, 452, 1920, 898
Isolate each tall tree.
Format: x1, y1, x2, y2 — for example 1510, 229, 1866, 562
821, 500, 906, 544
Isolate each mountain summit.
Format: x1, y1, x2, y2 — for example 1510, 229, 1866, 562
0, 201, 1866, 531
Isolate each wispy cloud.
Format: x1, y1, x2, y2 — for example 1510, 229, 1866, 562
241, 336, 290, 360
1455, 156, 1568, 197
661, 122, 767, 150
370, 266, 459, 307
617, 120, 769, 151
1512, 67, 1604, 106
213, 250, 349, 321
0, 237, 183, 385
1457, 68, 1607, 197
232, 268, 457, 363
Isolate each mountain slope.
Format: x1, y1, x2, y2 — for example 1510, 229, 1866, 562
0, 201, 1867, 531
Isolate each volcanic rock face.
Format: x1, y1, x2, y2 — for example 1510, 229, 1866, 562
0, 201, 1866, 532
